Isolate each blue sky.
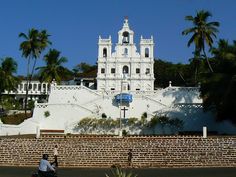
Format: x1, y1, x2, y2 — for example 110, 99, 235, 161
0, 0, 236, 75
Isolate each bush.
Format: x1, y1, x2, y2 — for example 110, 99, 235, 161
105, 167, 137, 177
122, 129, 128, 136
101, 113, 107, 118
44, 111, 50, 118
1, 113, 31, 125
142, 112, 147, 119
127, 117, 138, 126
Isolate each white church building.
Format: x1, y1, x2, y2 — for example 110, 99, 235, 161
0, 18, 235, 136
97, 18, 154, 92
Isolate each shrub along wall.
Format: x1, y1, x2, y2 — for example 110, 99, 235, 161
0, 135, 235, 167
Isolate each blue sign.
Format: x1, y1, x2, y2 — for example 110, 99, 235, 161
115, 93, 133, 103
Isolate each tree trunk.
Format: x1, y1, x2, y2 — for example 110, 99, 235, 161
27, 58, 38, 104
31, 58, 37, 82
195, 65, 198, 85
24, 57, 31, 116
203, 49, 214, 73
0, 94, 3, 110
178, 72, 186, 85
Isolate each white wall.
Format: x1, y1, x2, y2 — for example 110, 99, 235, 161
1, 85, 235, 136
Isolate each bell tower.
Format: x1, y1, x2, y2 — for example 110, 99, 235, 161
118, 17, 134, 45
98, 35, 112, 58
140, 35, 154, 59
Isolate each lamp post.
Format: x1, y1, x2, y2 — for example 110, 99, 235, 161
119, 72, 125, 137
119, 73, 123, 137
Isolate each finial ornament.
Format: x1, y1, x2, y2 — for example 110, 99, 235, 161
124, 16, 129, 24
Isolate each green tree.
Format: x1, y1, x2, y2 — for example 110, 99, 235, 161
182, 10, 220, 72
36, 49, 68, 83
200, 39, 236, 124
19, 28, 51, 114
154, 59, 192, 87
74, 62, 96, 73
31, 30, 51, 77
0, 57, 19, 109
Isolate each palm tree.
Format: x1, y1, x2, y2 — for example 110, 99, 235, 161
36, 49, 68, 84
1, 57, 18, 92
19, 28, 51, 114
0, 57, 19, 109
31, 30, 51, 80
182, 10, 220, 72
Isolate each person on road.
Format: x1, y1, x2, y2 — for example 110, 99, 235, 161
128, 149, 133, 167
38, 154, 55, 177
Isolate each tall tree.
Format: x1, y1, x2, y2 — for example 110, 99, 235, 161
19, 29, 51, 114
0, 57, 18, 109
182, 10, 220, 72
1, 57, 18, 92
200, 39, 236, 124
36, 49, 68, 84
31, 30, 51, 79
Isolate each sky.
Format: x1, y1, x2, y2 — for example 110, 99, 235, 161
0, 0, 236, 75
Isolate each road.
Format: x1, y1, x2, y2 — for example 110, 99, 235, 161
0, 166, 236, 177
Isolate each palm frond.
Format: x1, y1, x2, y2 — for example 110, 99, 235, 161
18, 32, 28, 39
185, 15, 194, 21
105, 167, 137, 177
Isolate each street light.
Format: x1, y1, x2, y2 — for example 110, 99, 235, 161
119, 73, 124, 137
119, 71, 128, 136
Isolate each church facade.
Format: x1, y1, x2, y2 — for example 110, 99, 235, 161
1, 19, 236, 136
97, 18, 154, 92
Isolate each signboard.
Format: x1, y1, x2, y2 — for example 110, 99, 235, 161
115, 93, 133, 103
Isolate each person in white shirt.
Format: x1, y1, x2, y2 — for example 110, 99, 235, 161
38, 154, 55, 177
53, 145, 58, 167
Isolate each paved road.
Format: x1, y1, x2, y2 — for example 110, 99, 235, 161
0, 166, 236, 177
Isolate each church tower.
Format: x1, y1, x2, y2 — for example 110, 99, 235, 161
97, 18, 155, 92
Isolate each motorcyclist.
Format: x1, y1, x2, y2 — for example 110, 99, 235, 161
38, 154, 56, 177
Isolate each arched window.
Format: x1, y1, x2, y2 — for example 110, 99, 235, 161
103, 48, 107, 57
122, 31, 129, 44
145, 48, 149, 58
124, 48, 128, 55
123, 65, 129, 74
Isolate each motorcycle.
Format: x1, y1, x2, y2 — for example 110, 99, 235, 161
31, 163, 58, 177
31, 171, 57, 177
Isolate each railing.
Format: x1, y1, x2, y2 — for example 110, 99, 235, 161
35, 103, 95, 114
53, 85, 81, 90
142, 95, 168, 107
2, 89, 49, 95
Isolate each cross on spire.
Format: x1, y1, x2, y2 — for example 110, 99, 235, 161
124, 16, 129, 24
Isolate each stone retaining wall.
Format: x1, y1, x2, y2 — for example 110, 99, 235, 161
0, 135, 235, 167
